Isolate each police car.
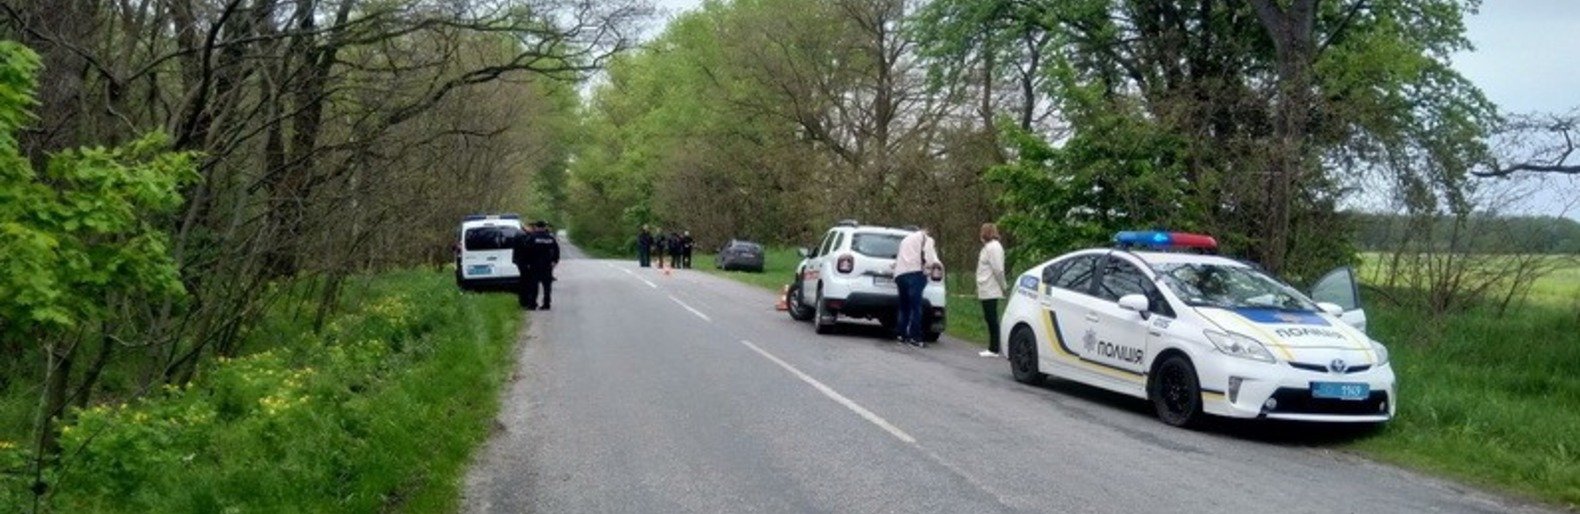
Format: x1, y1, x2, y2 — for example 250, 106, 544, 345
454, 214, 524, 291
1000, 231, 1394, 427
787, 221, 947, 340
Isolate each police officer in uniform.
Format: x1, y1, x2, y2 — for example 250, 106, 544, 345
518, 221, 561, 310
511, 224, 537, 309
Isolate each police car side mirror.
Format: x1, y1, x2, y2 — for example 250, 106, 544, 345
796, 247, 811, 258
1117, 294, 1150, 319
1317, 302, 1345, 316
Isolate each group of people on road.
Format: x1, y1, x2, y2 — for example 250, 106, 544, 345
888, 223, 1008, 354
635, 226, 694, 269
511, 220, 561, 310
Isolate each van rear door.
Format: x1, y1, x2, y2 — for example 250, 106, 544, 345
461, 225, 522, 279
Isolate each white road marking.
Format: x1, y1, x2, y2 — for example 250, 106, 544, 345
738, 339, 917, 444
607, 263, 658, 289
668, 295, 712, 322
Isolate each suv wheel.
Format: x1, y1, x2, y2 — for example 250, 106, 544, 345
813, 287, 835, 334
787, 283, 814, 321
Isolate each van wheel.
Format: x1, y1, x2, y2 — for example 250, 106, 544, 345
1150, 355, 1204, 428
814, 288, 835, 334
1008, 327, 1043, 384
787, 283, 814, 321
921, 330, 941, 343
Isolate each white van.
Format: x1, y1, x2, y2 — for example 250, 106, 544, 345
454, 214, 524, 291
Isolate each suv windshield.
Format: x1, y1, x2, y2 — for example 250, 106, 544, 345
851, 233, 903, 258
464, 226, 522, 251
1152, 262, 1317, 312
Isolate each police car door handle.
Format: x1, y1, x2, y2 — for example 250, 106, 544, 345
1148, 330, 1162, 337
1084, 313, 1100, 323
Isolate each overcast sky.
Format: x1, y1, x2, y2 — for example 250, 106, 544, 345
643, 0, 1580, 217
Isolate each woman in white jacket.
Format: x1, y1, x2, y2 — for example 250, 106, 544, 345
976, 223, 1008, 357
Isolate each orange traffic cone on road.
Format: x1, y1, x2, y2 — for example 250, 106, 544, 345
775, 285, 790, 311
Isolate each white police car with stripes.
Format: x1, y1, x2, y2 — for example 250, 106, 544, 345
999, 231, 1394, 427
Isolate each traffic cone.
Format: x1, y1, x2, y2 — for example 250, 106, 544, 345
775, 285, 790, 311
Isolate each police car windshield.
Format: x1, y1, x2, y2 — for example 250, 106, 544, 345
851, 233, 903, 258
1152, 263, 1318, 312
464, 226, 522, 251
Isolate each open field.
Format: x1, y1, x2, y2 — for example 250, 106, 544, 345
1358, 252, 1580, 309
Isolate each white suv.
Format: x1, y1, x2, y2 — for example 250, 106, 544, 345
454, 214, 524, 291
787, 221, 948, 340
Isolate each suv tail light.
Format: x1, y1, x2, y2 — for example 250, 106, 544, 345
836, 254, 854, 274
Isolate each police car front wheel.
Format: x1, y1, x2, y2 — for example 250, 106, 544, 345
1008, 327, 1043, 384
1150, 355, 1204, 428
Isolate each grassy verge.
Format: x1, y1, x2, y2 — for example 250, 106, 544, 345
2, 269, 521, 513
1350, 301, 1580, 508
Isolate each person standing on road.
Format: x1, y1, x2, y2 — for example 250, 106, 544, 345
654, 230, 669, 269
976, 223, 1008, 357
522, 220, 561, 310
681, 231, 694, 269
669, 231, 685, 269
637, 226, 653, 267
511, 225, 537, 310
893, 225, 940, 347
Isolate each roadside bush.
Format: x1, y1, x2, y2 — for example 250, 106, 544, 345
21, 270, 519, 513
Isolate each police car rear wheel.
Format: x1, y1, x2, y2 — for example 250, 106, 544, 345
1008, 328, 1043, 384
813, 288, 835, 334
1151, 355, 1204, 428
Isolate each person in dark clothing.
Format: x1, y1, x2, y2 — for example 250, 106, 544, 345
637, 226, 653, 267
668, 231, 684, 268
520, 221, 561, 310
654, 231, 670, 268
680, 231, 694, 268
511, 225, 537, 309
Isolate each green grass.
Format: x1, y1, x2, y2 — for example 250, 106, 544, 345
2, 269, 522, 513
1353, 301, 1580, 508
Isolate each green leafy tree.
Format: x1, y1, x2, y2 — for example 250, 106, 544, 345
0, 41, 194, 499
935, 0, 1496, 278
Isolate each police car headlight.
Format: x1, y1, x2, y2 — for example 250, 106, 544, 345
1204, 330, 1277, 363
1370, 340, 1390, 366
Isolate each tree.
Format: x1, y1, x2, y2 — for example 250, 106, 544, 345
947, 0, 1495, 278
0, 41, 195, 499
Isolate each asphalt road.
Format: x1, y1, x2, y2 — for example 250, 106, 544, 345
462, 248, 1555, 514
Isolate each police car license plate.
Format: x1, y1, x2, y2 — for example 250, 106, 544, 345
1310, 382, 1369, 401
873, 276, 895, 287
468, 265, 492, 276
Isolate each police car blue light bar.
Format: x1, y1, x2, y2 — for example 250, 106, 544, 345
1114, 231, 1218, 250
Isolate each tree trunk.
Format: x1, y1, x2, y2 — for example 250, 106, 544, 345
1250, 0, 1319, 274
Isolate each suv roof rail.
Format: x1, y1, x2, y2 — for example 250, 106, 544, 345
896, 224, 919, 231
834, 219, 860, 227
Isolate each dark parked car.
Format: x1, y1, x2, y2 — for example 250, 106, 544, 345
715, 239, 765, 272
